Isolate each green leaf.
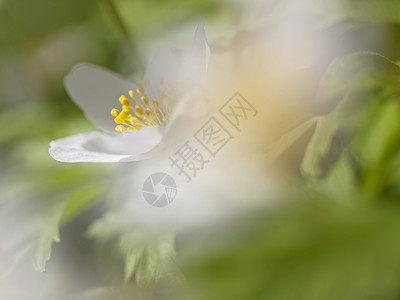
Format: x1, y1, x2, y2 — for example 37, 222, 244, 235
30, 227, 61, 272
352, 99, 400, 167
343, 97, 400, 197
301, 113, 340, 178
136, 234, 183, 286
59, 180, 108, 227
0, 149, 107, 276
88, 211, 182, 285
0, 190, 66, 274
22, 194, 66, 273
124, 246, 144, 284
308, 152, 358, 203
317, 52, 400, 105
302, 52, 400, 179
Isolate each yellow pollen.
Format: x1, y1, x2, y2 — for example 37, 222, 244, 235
114, 117, 124, 124
141, 96, 149, 105
121, 108, 130, 115
115, 125, 127, 133
135, 105, 144, 117
119, 114, 128, 121
150, 100, 160, 109
136, 116, 145, 124
144, 109, 151, 119
112, 83, 172, 133
129, 90, 136, 100
136, 86, 144, 95
111, 109, 120, 117
119, 96, 130, 106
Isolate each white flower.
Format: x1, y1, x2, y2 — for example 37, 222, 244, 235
49, 23, 210, 163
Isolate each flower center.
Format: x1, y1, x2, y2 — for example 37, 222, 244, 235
110, 78, 173, 133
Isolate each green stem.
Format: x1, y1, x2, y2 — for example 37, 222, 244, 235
104, 0, 142, 70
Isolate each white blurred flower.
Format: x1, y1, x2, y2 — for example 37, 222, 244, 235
49, 23, 210, 163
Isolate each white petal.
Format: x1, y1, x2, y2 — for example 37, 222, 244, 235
157, 89, 208, 148
168, 88, 207, 122
175, 23, 210, 92
64, 63, 137, 133
144, 23, 210, 108
49, 132, 130, 162
49, 129, 163, 163
144, 46, 183, 100
189, 22, 211, 73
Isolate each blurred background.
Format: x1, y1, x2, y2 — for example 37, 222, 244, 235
2, 0, 400, 299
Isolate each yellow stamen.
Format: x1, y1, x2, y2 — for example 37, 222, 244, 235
119, 96, 130, 106
144, 109, 151, 119
111, 109, 120, 117
115, 125, 127, 133
136, 86, 144, 95
136, 116, 145, 124
129, 90, 136, 100
141, 96, 149, 105
150, 100, 160, 109
121, 108, 130, 116
112, 80, 173, 133
114, 117, 124, 124
135, 105, 144, 117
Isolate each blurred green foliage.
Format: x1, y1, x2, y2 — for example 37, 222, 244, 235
182, 199, 400, 300
0, 0, 98, 54
3, 0, 400, 299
